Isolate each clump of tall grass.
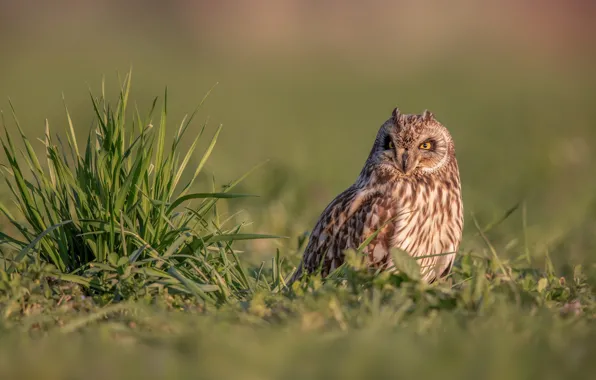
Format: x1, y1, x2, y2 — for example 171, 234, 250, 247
0, 72, 281, 305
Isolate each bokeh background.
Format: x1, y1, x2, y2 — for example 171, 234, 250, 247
1, 0, 596, 268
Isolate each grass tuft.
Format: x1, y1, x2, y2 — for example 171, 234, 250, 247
0, 71, 281, 304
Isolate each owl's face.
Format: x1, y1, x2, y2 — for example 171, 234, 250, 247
370, 108, 454, 177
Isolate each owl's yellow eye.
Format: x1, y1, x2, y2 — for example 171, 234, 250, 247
419, 141, 433, 150
388, 141, 394, 149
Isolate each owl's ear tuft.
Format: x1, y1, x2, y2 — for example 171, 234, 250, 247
422, 109, 434, 122
391, 107, 401, 124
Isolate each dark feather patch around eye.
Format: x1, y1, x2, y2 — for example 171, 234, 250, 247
383, 134, 393, 150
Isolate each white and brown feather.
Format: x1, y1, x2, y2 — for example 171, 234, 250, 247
290, 108, 463, 284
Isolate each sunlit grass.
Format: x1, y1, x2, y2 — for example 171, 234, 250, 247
0, 72, 282, 305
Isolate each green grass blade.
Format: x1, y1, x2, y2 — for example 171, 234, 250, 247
166, 192, 256, 215
178, 124, 223, 197
170, 130, 202, 196
205, 233, 286, 244
63, 95, 81, 160
167, 266, 215, 305
12, 220, 72, 265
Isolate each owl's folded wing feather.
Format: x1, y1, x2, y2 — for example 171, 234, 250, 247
288, 187, 396, 284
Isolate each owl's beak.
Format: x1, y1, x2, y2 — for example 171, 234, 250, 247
395, 150, 416, 175
401, 152, 409, 173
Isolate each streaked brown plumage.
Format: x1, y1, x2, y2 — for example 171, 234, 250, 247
290, 108, 463, 284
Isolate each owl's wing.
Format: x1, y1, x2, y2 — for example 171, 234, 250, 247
289, 187, 397, 283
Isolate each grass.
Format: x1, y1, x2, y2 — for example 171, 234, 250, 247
1, 73, 596, 379
0, 72, 283, 306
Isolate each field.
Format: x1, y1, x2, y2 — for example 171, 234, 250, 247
2, 3, 596, 379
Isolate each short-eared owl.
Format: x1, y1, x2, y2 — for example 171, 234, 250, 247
290, 108, 463, 284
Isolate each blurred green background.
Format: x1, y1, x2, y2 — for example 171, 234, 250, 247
1, 0, 596, 265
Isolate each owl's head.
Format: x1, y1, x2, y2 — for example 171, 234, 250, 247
365, 108, 456, 178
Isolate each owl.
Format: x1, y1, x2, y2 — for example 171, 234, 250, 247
289, 108, 463, 284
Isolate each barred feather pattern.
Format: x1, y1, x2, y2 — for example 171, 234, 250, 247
290, 108, 463, 284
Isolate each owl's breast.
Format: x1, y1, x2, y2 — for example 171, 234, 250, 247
388, 180, 463, 270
